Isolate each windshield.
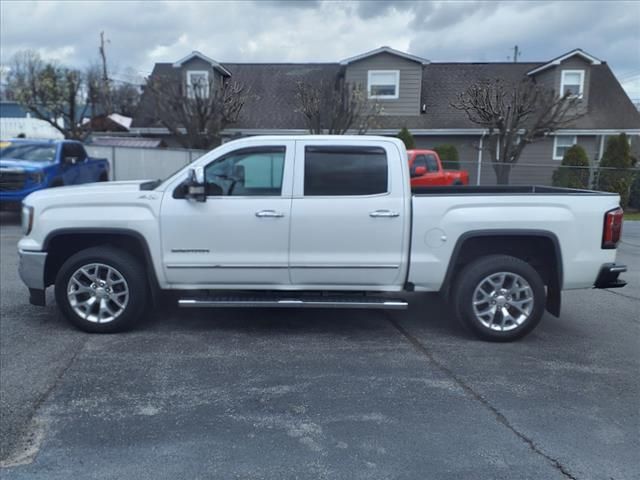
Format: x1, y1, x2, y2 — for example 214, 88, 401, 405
0, 143, 57, 162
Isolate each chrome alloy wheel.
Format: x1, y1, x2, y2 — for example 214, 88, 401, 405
472, 272, 534, 332
67, 263, 129, 324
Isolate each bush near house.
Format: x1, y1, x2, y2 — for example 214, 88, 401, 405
597, 133, 637, 208
397, 127, 415, 149
434, 144, 460, 170
629, 171, 640, 209
552, 144, 590, 189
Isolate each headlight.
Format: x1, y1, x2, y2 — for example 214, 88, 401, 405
21, 205, 34, 236
28, 172, 45, 184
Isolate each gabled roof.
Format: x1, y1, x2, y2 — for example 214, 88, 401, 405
172, 51, 232, 76
132, 50, 640, 132
527, 48, 602, 75
340, 46, 429, 66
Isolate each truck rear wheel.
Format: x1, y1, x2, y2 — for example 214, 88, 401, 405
54, 246, 147, 333
452, 255, 546, 342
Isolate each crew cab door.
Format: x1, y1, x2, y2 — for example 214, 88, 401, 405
160, 141, 294, 287
289, 140, 408, 288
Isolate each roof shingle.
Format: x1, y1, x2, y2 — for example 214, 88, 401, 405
132, 60, 640, 132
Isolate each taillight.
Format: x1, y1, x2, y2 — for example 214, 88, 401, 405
602, 207, 623, 249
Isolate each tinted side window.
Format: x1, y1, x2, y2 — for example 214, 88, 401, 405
304, 146, 388, 196
61, 144, 73, 160
64, 143, 86, 160
413, 155, 427, 174
425, 154, 439, 172
204, 147, 285, 196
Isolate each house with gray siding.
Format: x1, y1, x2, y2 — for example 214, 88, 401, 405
132, 47, 640, 185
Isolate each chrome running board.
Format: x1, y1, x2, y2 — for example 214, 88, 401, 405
178, 294, 408, 310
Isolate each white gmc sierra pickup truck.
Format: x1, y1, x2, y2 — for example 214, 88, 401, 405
18, 136, 627, 341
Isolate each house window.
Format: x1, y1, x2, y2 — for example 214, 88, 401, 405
553, 135, 577, 160
560, 70, 584, 98
186, 70, 210, 99
367, 70, 400, 99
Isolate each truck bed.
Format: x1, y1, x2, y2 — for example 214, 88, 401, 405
411, 185, 616, 196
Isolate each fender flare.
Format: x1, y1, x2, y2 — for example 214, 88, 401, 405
43, 228, 161, 303
440, 229, 563, 316
49, 177, 64, 187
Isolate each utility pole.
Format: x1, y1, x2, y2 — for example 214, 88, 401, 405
512, 45, 521, 63
99, 31, 111, 114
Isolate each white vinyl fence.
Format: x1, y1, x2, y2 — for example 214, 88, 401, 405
85, 146, 206, 181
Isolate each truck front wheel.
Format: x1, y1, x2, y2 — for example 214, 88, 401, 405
452, 255, 546, 342
54, 246, 148, 333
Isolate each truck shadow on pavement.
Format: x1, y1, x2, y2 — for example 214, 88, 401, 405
139, 292, 467, 340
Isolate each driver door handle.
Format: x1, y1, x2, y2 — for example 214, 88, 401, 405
255, 210, 285, 218
369, 210, 400, 218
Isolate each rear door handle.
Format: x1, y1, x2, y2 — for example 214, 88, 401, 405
369, 210, 400, 218
255, 209, 285, 218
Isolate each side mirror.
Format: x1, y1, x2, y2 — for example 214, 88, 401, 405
64, 156, 79, 165
185, 167, 206, 202
411, 165, 427, 177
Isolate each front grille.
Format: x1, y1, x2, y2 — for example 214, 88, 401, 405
0, 171, 27, 191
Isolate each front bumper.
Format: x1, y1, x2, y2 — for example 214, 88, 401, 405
18, 250, 47, 306
594, 263, 627, 289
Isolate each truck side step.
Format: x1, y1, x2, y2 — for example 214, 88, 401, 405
178, 294, 408, 310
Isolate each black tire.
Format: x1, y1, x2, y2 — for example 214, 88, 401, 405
49, 179, 64, 188
99, 172, 109, 182
452, 255, 546, 342
452, 180, 463, 186
54, 246, 148, 333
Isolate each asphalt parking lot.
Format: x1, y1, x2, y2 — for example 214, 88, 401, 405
1, 211, 638, 480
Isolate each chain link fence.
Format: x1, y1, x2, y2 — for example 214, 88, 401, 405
457, 160, 637, 187
456, 160, 639, 207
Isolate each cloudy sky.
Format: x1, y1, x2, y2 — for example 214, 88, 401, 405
1, 0, 639, 99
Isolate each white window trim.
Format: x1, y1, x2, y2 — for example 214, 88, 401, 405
553, 135, 578, 160
186, 70, 210, 99
367, 70, 400, 99
560, 70, 585, 99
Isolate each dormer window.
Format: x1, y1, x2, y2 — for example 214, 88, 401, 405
368, 70, 400, 99
186, 70, 210, 99
560, 70, 584, 98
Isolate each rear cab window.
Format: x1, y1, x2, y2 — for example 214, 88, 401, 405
303, 146, 388, 196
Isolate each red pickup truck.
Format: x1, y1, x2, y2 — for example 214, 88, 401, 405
408, 149, 469, 187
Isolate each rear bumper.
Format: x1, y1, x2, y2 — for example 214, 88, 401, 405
18, 250, 47, 306
594, 263, 627, 289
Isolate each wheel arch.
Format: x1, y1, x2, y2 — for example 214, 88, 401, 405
43, 228, 160, 303
441, 229, 563, 317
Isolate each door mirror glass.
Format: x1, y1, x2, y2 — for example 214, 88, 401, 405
65, 156, 79, 165
185, 167, 206, 202
411, 165, 427, 177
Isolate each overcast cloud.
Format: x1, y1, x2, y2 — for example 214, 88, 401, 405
1, 0, 639, 98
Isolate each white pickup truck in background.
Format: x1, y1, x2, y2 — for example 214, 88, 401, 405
18, 136, 627, 341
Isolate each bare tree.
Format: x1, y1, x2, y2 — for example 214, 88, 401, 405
146, 73, 249, 149
452, 78, 584, 184
110, 81, 141, 117
7, 50, 98, 140
295, 77, 382, 134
